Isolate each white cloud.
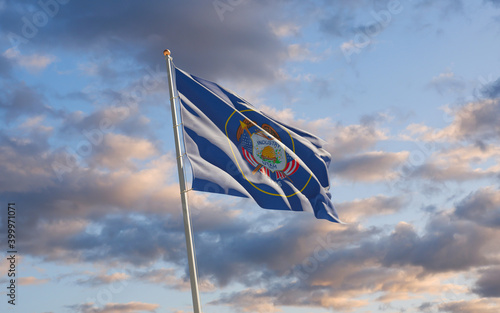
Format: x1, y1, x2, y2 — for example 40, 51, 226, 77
91, 133, 158, 169
71, 301, 159, 313
405, 99, 500, 142
287, 43, 318, 62
18, 276, 50, 285
3, 48, 56, 72
427, 71, 466, 95
270, 23, 300, 37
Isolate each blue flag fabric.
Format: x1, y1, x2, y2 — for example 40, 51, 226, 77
175, 67, 340, 223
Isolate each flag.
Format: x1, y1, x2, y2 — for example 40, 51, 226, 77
174, 67, 340, 223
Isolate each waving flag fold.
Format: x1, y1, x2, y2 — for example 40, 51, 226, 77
175, 67, 340, 223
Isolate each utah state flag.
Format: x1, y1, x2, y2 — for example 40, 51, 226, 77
174, 67, 340, 223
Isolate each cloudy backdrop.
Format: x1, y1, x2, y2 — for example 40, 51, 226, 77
1, 0, 500, 312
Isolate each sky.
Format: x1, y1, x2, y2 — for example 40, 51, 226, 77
1, 0, 500, 312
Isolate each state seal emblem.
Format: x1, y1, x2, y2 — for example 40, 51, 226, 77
236, 118, 299, 182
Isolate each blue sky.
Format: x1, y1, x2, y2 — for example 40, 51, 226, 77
1, 0, 500, 312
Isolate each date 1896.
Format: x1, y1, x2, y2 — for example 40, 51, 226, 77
6, 203, 16, 306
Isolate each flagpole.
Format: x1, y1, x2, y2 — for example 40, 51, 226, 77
163, 49, 202, 313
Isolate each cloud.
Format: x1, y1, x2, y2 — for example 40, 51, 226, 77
455, 186, 500, 228
212, 287, 369, 312
473, 267, 500, 297
412, 99, 500, 143
318, 2, 365, 38
89, 133, 158, 169
0, 129, 55, 193
410, 160, 495, 182
203, 189, 498, 311
379, 216, 493, 272
287, 44, 318, 62
132, 268, 215, 292
249, 106, 399, 182
427, 72, 466, 95
3, 126, 499, 313
481, 77, 500, 99
208, 210, 494, 311
214, 265, 464, 311
0, 2, 499, 313
438, 299, 500, 313
270, 23, 300, 37
336, 195, 406, 223
211, 289, 283, 313
2, 48, 56, 72
323, 123, 388, 158
308, 76, 333, 99
398, 141, 500, 183
18, 276, 50, 285
449, 99, 500, 142
193, 215, 377, 287
69, 302, 159, 313
76, 272, 129, 287
60, 104, 153, 140
1, 1, 289, 86
0, 80, 54, 121
331, 151, 409, 182
257, 105, 389, 158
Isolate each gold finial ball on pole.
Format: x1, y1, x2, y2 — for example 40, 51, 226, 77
163, 49, 171, 56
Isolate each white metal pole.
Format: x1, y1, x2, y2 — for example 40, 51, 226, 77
163, 49, 202, 313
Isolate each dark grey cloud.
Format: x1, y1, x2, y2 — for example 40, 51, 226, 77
1, 0, 288, 85
0, 131, 53, 193
455, 187, 500, 228
0, 80, 52, 121
473, 267, 500, 297
194, 216, 376, 287
2, 135, 499, 313
418, 301, 436, 312
454, 99, 500, 142
430, 99, 500, 143
67, 216, 185, 266
210, 198, 499, 311
378, 213, 493, 272
209, 191, 500, 310
481, 77, 500, 99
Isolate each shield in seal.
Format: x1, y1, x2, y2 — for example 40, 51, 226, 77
251, 131, 286, 172
236, 118, 300, 181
